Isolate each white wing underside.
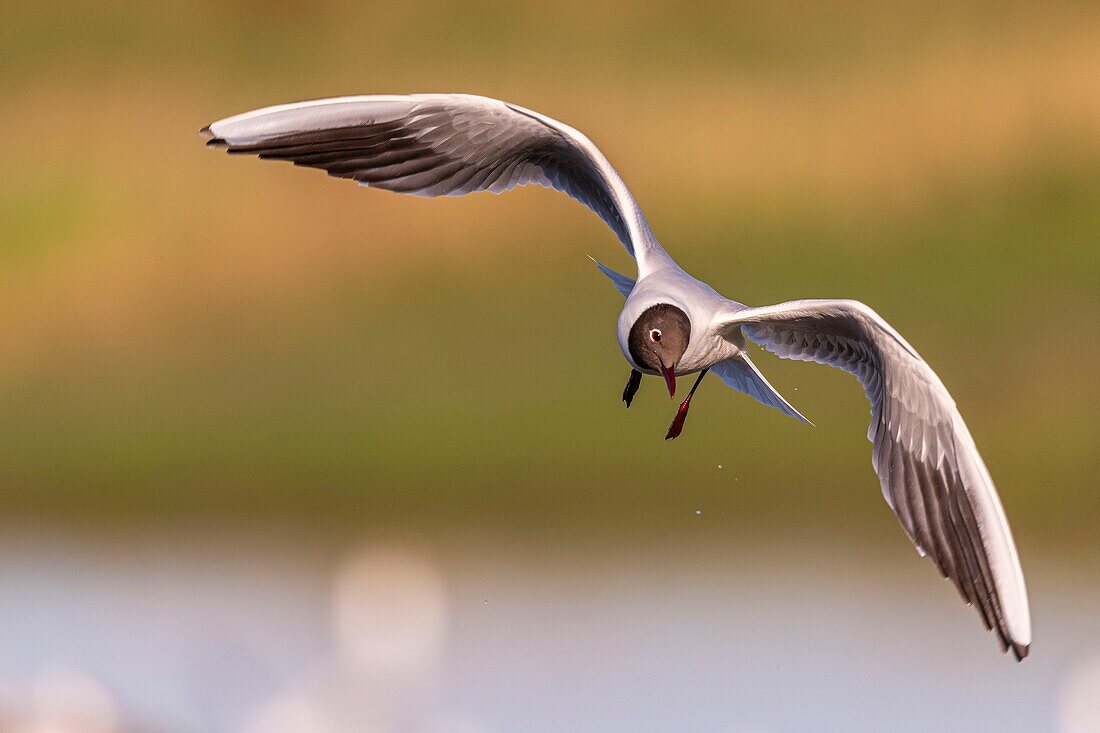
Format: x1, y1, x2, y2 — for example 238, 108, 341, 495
202, 93, 674, 276
716, 299, 1030, 659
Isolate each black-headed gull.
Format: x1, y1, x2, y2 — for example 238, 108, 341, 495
201, 93, 1030, 659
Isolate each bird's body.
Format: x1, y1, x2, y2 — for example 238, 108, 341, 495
618, 263, 745, 376
202, 93, 1031, 659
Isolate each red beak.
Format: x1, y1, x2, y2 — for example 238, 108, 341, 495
659, 362, 677, 398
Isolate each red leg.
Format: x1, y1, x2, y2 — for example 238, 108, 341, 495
665, 368, 708, 440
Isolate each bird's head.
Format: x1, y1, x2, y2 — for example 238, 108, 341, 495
628, 303, 690, 397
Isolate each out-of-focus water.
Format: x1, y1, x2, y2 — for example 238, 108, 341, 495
0, 524, 1096, 733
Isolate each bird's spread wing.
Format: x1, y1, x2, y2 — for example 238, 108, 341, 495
715, 299, 1030, 658
201, 94, 671, 274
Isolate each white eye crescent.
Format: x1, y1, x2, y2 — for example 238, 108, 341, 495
650, 329, 662, 343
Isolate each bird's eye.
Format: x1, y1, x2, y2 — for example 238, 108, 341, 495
650, 329, 662, 343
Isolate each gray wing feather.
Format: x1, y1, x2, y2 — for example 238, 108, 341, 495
587, 256, 635, 297
717, 299, 1030, 659
202, 94, 666, 267
711, 355, 811, 424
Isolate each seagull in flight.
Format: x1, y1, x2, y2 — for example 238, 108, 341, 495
201, 93, 1030, 659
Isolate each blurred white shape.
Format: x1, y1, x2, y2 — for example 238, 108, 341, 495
237, 692, 342, 733
1060, 655, 1100, 733
16, 666, 119, 733
332, 543, 447, 676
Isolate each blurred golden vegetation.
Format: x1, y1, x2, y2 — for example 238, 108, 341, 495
0, 1, 1097, 547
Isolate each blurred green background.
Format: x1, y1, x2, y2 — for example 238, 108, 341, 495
2, 0, 1096, 542
1, 3, 1099, 731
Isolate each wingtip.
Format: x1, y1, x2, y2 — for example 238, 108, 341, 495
783, 402, 813, 426
199, 124, 228, 147
993, 625, 1029, 661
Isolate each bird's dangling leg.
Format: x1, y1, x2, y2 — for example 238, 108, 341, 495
665, 368, 708, 440
623, 369, 643, 408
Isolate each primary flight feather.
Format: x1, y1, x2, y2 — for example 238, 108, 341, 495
202, 93, 1031, 659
